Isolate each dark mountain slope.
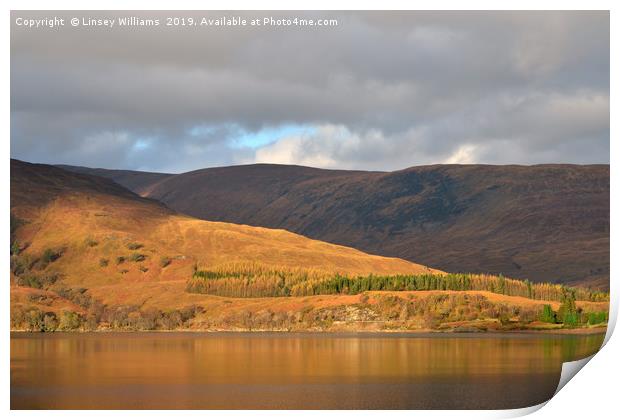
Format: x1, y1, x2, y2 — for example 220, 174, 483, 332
56, 164, 173, 196
139, 164, 375, 224
59, 162, 610, 290
12, 159, 155, 217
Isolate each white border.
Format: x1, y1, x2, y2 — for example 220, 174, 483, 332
1, 1, 618, 10
3, 1, 616, 419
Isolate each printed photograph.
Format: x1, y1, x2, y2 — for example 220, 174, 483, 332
9, 10, 610, 410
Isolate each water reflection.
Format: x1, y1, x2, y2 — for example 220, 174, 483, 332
11, 332, 604, 409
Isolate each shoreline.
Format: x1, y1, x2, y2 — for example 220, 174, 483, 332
10, 326, 608, 336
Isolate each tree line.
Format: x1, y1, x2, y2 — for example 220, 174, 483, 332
187, 264, 609, 303
539, 291, 608, 328
11, 297, 203, 332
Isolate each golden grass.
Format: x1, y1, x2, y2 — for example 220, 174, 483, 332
12, 191, 437, 306
12, 191, 608, 330
363, 290, 609, 312
51, 279, 609, 321
10, 286, 84, 314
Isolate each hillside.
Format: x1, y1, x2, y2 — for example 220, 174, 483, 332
10, 160, 609, 333
12, 159, 438, 280
56, 164, 173, 196
62, 163, 610, 290
10, 159, 453, 330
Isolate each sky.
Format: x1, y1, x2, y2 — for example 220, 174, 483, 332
11, 11, 609, 173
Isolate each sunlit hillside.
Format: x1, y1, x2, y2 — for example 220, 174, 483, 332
10, 160, 608, 333
62, 162, 610, 290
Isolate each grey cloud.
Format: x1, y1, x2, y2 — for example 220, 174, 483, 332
11, 11, 609, 172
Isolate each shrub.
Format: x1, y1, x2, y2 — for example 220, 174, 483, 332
53, 286, 92, 309
30, 248, 63, 270
59, 311, 81, 330
498, 308, 511, 325
116, 256, 126, 264
85, 237, 99, 247
518, 308, 538, 323
11, 305, 26, 329
24, 308, 44, 331
159, 310, 183, 330
587, 312, 607, 325
99, 258, 109, 267
160, 256, 172, 268
88, 300, 105, 321
41, 248, 62, 264
43, 312, 59, 332
17, 274, 42, 289
129, 253, 146, 262
558, 290, 579, 327
179, 305, 202, 322
83, 315, 98, 331
16, 272, 59, 289
103, 305, 139, 329
127, 242, 144, 250
423, 312, 441, 329
563, 312, 579, 327
10, 254, 30, 276
539, 305, 556, 323
138, 308, 161, 330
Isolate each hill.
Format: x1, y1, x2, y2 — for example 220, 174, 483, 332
12, 160, 437, 282
56, 164, 173, 196
10, 159, 457, 331
11, 160, 608, 333
62, 163, 610, 290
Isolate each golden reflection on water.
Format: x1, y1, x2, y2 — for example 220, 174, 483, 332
11, 332, 604, 409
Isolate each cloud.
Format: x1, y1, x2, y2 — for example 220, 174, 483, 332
443, 145, 480, 165
252, 125, 363, 169
10, 11, 609, 172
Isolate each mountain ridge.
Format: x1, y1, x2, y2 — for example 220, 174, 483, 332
10, 159, 610, 333
57, 161, 610, 290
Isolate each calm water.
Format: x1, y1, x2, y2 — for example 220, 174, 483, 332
11, 332, 604, 410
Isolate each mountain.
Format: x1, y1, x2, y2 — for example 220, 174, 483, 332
10, 160, 609, 333
61, 162, 610, 290
12, 159, 437, 280
10, 160, 436, 316
56, 164, 173, 196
